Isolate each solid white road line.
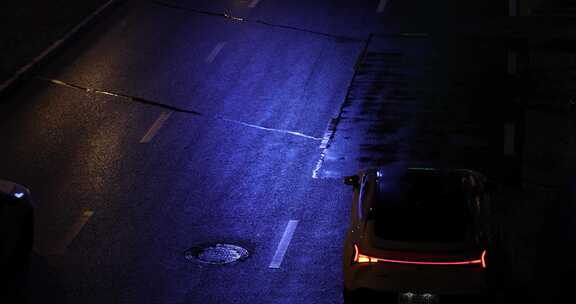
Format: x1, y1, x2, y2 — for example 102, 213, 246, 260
312, 151, 327, 179
269, 220, 299, 269
206, 42, 227, 63
248, 0, 261, 8
50, 209, 94, 254
218, 117, 322, 141
313, 119, 338, 178
377, 0, 388, 13
140, 111, 172, 143
504, 123, 516, 156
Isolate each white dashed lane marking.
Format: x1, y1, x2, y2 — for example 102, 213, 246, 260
48, 209, 94, 255
249, 0, 261, 8
140, 111, 172, 143
206, 42, 227, 63
269, 220, 299, 269
377, 0, 388, 13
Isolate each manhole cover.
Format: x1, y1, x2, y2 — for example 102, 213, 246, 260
185, 243, 249, 265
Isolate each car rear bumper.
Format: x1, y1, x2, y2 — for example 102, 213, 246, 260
344, 262, 487, 295
344, 288, 490, 304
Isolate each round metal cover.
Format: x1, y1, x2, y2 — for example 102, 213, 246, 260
185, 243, 249, 265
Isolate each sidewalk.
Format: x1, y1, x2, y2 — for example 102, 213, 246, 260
0, 0, 117, 95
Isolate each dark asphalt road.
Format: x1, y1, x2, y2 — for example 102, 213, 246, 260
0, 0, 575, 303
1, 1, 367, 303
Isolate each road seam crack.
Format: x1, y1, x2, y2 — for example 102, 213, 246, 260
151, 0, 364, 42
312, 34, 374, 178
39, 77, 322, 142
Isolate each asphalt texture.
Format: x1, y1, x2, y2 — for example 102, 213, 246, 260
0, 0, 575, 303
0, 0, 112, 88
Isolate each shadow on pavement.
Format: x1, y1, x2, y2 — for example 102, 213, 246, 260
27, 251, 68, 304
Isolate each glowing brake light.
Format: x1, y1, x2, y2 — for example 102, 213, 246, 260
354, 245, 380, 263
353, 245, 487, 267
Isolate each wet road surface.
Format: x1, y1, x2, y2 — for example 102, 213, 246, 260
0, 0, 575, 303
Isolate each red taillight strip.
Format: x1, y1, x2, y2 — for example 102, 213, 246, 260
353, 245, 486, 267
353, 244, 360, 263
364, 257, 482, 266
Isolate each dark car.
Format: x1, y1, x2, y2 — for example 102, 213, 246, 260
342, 167, 503, 303
0, 179, 34, 301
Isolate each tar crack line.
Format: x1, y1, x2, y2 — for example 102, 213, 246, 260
40, 77, 321, 142
152, 0, 363, 42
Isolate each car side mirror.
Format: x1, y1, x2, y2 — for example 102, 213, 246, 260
344, 175, 359, 187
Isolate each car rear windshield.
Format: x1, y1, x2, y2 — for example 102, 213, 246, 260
372, 171, 472, 243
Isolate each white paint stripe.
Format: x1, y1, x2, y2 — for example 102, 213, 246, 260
206, 42, 227, 63
248, 0, 261, 8
507, 50, 517, 75
49, 209, 94, 254
269, 220, 299, 268
377, 0, 388, 13
313, 118, 338, 178
509, 0, 517, 16
319, 122, 335, 149
504, 123, 516, 155
219, 117, 322, 141
140, 111, 172, 143
0, 0, 116, 93
320, 135, 331, 149
312, 151, 327, 179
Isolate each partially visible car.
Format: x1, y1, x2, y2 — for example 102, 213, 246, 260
0, 179, 34, 302
342, 167, 503, 303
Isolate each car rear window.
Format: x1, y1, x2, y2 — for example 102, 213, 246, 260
372, 171, 472, 242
